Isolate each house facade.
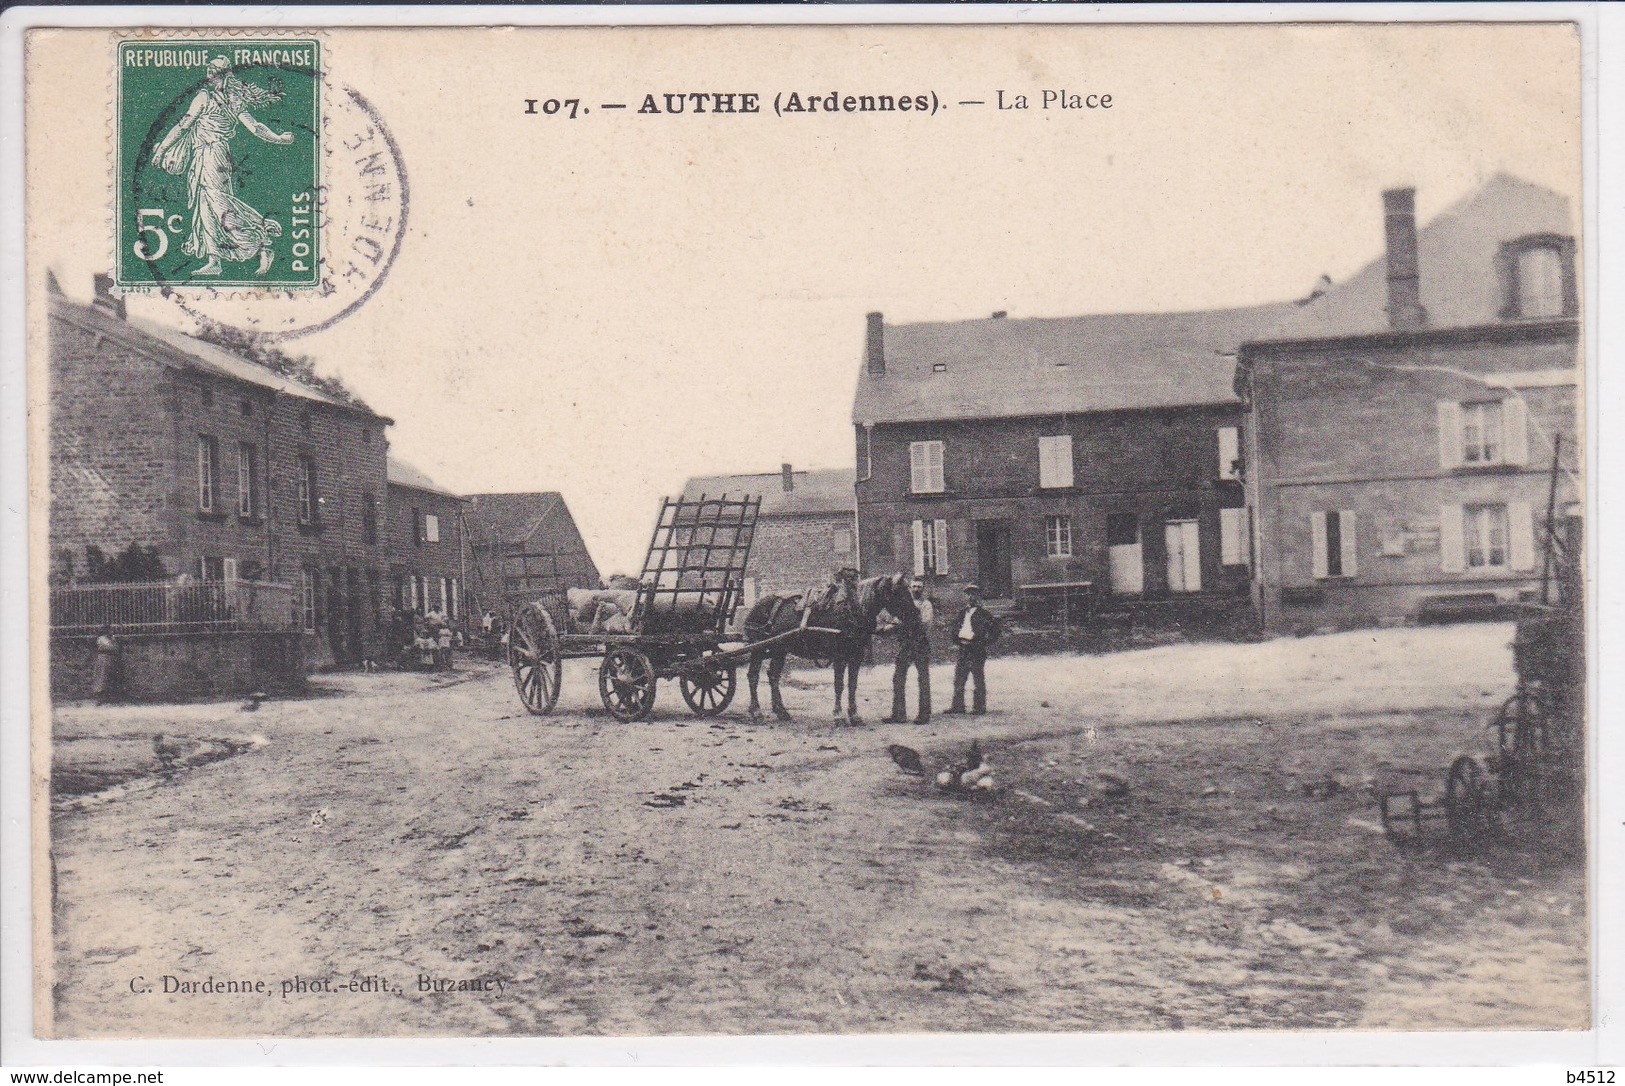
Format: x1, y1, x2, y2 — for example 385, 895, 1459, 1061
681, 465, 857, 610
1238, 176, 1581, 633
852, 303, 1297, 627
386, 457, 469, 626
48, 274, 394, 667
464, 492, 600, 617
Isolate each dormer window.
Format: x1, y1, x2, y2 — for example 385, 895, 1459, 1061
1499, 234, 1576, 320
931, 363, 947, 373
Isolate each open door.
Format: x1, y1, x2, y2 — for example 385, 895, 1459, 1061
1107, 513, 1143, 595
975, 520, 1013, 599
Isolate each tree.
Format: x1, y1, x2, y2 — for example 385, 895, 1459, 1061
83, 542, 166, 583
191, 318, 370, 410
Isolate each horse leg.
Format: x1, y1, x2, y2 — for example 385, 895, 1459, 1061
832, 660, 847, 718
769, 652, 793, 721
747, 651, 764, 720
846, 652, 862, 724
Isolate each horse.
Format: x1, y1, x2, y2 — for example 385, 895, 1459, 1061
742, 572, 919, 723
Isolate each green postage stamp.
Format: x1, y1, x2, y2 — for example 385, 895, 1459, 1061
115, 39, 321, 290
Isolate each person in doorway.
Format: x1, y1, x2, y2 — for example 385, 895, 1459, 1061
881, 578, 934, 725
91, 623, 121, 704
945, 584, 1000, 715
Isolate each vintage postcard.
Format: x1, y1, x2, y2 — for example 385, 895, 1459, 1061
7, 8, 1610, 1062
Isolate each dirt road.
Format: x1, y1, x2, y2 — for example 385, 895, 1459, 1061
47, 623, 1587, 1036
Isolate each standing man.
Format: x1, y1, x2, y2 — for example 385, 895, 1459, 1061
91, 623, 121, 704
946, 584, 1000, 715
881, 578, 934, 725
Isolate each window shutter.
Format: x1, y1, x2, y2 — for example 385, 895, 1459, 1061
1437, 402, 1462, 470
1503, 398, 1529, 466
910, 443, 926, 492
223, 557, 238, 583
934, 519, 950, 574
1220, 508, 1245, 566
1440, 505, 1467, 573
1218, 427, 1240, 480
1310, 512, 1329, 579
928, 441, 945, 492
1339, 510, 1358, 577
911, 519, 926, 576
1039, 436, 1073, 488
1508, 501, 1536, 572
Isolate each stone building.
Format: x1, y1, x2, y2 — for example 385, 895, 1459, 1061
680, 465, 857, 611
463, 492, 600, 617
1238, 175, 1581, 633
851, 302, 1296, 630
47, 274, 394, 668
385, 457, 469, 626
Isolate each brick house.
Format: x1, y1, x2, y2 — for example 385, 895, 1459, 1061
681, 465, 857, 612
1237, 175, 1581, 633
463, 492, 600, 616
852, 302, 1297, 629
48, 274, 394, 668
386, 457, 469, 627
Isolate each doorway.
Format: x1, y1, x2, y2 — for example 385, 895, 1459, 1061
975, 520, 1012, 599
1164, 519, 1202, 593
1107, 513, 1144, 595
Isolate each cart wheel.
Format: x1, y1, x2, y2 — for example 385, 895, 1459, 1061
599, 647, 657, 722
680, 663, 737, 717
1444, 755, 1498, 843
508, 603, 562, 716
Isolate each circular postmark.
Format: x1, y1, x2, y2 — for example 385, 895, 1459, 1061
129, 65, 407, 343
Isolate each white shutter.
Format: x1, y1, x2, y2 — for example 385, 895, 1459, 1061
910, 443, 927, 493
927, 441, 945, 492
911, 519, 926, 576
1218, 427, 1240, 480
1503, 399, 1529, 466
223, 557, 238, 583
1039, 436, 1073, 488
934, 519, 950, 574
1311, 512, 1329, 579
1339, 510, 1358, 577
1440, 505, 1467, 573
1220, 508, 1245, 566
1508, 501, 1536, 572
1437, 402, 1463, 470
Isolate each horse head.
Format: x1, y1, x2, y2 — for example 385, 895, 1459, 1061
863, 572, 919, 630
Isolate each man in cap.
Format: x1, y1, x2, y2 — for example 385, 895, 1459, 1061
880, 577, 934, 725
945, 584, 1000, 715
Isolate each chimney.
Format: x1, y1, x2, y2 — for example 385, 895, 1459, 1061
865, 311, 885, 376
991, 310, 1007, 319
1382, 187, 1425, 329
781, 463, 794, 493
92, 273, 126, 321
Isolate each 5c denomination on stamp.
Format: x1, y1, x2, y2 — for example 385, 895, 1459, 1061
117, 38, 322, 290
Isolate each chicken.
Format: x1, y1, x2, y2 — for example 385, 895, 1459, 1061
887, 744, 925, 775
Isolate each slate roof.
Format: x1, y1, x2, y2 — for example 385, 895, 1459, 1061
387, 457, 463, 500
853, 300, 1300, 425
463, 492, 567, 547
681, 467, 855, 517
1258, 173, 1578, 343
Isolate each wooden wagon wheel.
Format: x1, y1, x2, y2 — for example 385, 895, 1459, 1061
1444, 754, 1500, 843
508, 603, 562, 716
599, 646, 657, 722
680, 659, 737, 717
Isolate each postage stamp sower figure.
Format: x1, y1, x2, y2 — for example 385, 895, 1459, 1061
117, 39, 320, 289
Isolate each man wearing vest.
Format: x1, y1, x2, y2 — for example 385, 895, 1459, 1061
945, 584, 999, 715
881, 577, 934, 725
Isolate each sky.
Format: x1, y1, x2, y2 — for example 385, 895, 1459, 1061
30, 23, 1581, 574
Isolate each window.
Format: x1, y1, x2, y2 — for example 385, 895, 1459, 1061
1045, 515, 1073, 557
196, 436, 218, 512
200, 385, 213, 407
909, 441, 945, 494
1038, 435, 1074, 489
832, 525, 853, 555
1220, 507, 1249, 566
1310, 510, 1358, 579
240, 400, 253, 417
237, 442, 257, 518
412, 506, 423, 545
362, 492, 378, 545
300, 569, 316, 632
1218, 427, 1241, 480
1499, 235, 1576, 319
1441, 502, 1535, 574
448, 577, 459, 620
912, 518, 949, 576
1106, 513, 1139, 547
296, 456, 317, 524
424, 513, 441, 543
1437, 399, 1527, 469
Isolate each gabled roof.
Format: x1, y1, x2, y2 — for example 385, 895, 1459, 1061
1259, 173, 1578, 343
387, 457, 463, 500
681, 467, 855, 517
853, 301, 1299, 425
463, 492, 567, 548
49, 290, 387, 418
